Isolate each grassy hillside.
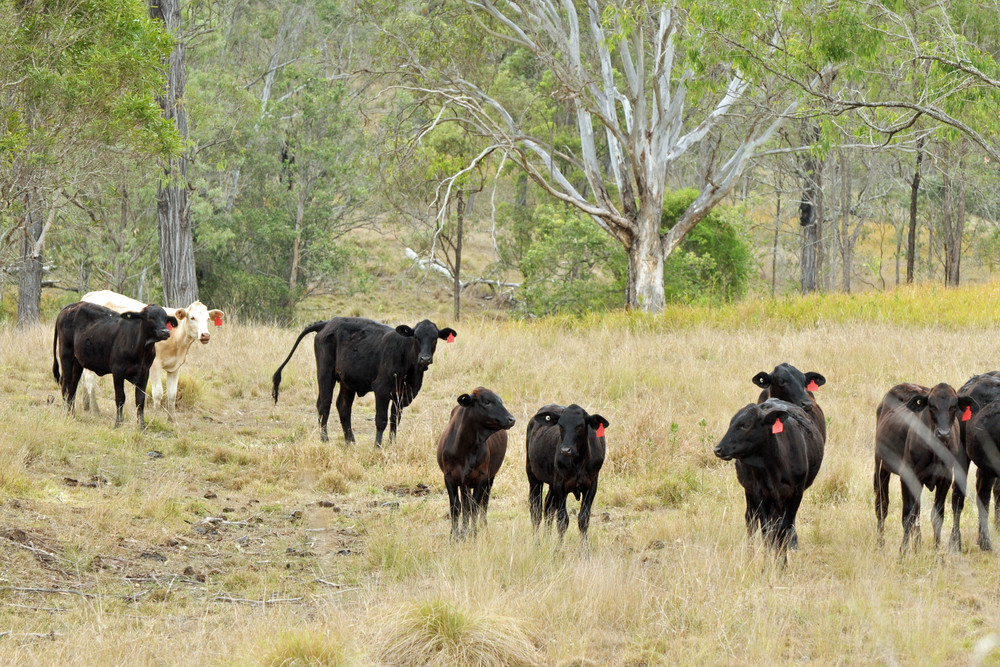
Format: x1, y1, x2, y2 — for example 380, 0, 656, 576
3, 284, 1000, 664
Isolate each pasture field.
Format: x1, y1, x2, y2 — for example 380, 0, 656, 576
5, 286, 1000, 665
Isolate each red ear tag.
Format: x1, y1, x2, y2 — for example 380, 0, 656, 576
446, 332, 455, 343
807, 380, 819, 392
596, 424, 605, 438
166, 321, 173, 331
772, 418, 784, 434
214, 315, 222, 326
963, 405, 972, 422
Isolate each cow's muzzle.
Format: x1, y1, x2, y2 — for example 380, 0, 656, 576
714, 445, 733, 460
417, 355, 432, 368
199, 333, 210, 344
935, 428, 951, 441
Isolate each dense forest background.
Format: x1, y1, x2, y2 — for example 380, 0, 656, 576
3, 0, 1000, 323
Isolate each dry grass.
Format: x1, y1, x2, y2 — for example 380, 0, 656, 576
4, 287, 1000, 664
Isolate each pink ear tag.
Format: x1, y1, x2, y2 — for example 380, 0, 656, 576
446, 332, 455, 343
214, 315, 222, 326
166, 321, 173, 331
963, 405, 972, 422
807, 380, 819, 392
596, 424, 605, 438
772, 418, 784, 434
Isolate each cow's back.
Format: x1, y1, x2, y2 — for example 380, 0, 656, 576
875, 384, 929, 471
759, 400, 823, 493
320, 317, 397, 391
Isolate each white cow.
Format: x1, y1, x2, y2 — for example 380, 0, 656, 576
79, 290, 225, 420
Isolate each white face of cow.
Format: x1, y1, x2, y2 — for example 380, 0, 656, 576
174, 302, 225, 344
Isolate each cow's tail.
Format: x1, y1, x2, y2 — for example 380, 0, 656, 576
272, 321, 326, 404
52, 326, 60, 384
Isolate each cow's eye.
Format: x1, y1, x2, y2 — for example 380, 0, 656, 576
544, 415, 551, 422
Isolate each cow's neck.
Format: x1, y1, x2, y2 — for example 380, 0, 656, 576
451, 415, 494, 455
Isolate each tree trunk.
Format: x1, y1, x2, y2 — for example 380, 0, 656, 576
150, 0, 198, 308
626, 199, 665, 311
289, 187, 305, 293
906, 139, 923, 284
453, 191, 464, 321
771, 191, 781, 297
942, 165, 954, 285
840, 149, 852, 293
17, 202, 43, 328
953, 168, 966, 285
799, 127, 824, 294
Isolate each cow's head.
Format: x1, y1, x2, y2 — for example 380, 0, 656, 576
174, 302, 225, 344
128, 304, 178, 343
752, 363, 825, 409
536, 404, 608, 460
456, 387, 516, 431
714, 402, 787, 461
395, 320, 457, 369
906, 383, 977, 443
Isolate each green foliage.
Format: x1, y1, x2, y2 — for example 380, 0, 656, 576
661, 190, 752, 304
517, 205, 626, 316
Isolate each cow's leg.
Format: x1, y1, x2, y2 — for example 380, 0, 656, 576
977, 469, 996, 551
900, 481, 920, 552
993, 477, 1000, 533
65, 362, 84, 416
459, 485, 473, 539
112, 374, 127, 428
931, 481, 949, 549
373, 394, 390, 448
480, 479, 494, 526
743, 487, 762, 541
780, 493, 804, 553
444, 477, 461, 540
527, 472, 544, 531
578, 479, 599, 545
158, 367, 176, 421
312, 343, 337, 443
335, 386, 356, 445
388, 400, 402, 445
552, 485, 569, 546
874, 460, 891, 547
132, 370, 149, 430
951, 450, 971, 552
470, 481, 489, 536
80, 370, 99, 414
542, 488, 556, 527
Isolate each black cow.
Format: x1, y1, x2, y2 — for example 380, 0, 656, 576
436, 387, 516, 539
957, 372, 1000, 549
874, 382, 976, 552
53, 301, 177, 429
271, 317, 457, 446
715, 399, 824, 557
752, 363, 827, 439
749, 363, 827, 546
525, 404, 609, 545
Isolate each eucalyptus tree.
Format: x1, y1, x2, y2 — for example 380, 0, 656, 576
372, 0, 885, 310
0, 0, 176, 325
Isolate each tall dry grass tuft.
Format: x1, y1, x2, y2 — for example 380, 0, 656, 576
376, 597, 542, 667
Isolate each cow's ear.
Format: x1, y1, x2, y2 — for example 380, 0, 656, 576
587, 415, 611, 437
395, 325, 414, 337
906, 395, 928, 412
457, 393, 475, 407
174, 308, 187, 321
959, 396, 979, 419
438, 327, 457, 341
764, 409, 790, 431
752, 372, 772, 389
167, 316, 180, 329
805, 372, 826, 388
209, 309, 224, 320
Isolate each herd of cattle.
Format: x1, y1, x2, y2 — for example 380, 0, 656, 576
46, 292, 1000, 555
